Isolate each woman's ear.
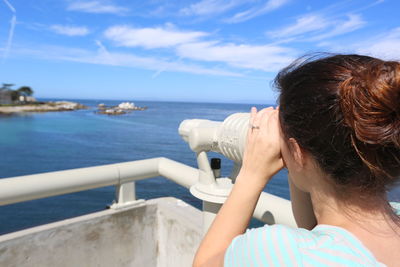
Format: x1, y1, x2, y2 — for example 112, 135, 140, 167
288, 138, 305, 169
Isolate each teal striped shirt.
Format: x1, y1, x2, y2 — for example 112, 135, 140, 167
224, 202, 400, 267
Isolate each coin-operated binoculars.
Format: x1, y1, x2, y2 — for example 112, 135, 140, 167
179, 113, 250, 232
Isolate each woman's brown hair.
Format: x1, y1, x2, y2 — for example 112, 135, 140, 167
275, 54, 400, 203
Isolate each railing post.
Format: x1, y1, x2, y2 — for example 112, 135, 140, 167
116, 182, 136, 203
189, 151, 233, 234
111, 182, 143, 209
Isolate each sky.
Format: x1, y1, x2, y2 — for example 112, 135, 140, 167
0, 0, 399, 103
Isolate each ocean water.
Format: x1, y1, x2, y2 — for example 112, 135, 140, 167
1, 100, 398, 235
0, 99, 290, 234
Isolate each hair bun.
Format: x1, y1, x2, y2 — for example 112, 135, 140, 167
339, 60, 400, 148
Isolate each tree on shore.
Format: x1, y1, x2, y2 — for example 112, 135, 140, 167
17, 86, 34, 96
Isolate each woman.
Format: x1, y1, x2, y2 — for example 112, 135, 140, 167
193, 54, 400, 267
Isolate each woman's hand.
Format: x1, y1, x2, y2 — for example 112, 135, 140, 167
237, 107, 284, 187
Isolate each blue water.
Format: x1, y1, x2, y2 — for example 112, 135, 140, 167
1, 100, 398, 235
0, 99, 291, 234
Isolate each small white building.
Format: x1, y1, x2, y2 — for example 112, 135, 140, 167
118, 102, 135, 109
19, 95, 36, 103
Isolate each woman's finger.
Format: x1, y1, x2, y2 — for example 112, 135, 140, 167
250, 107, 257, 120
250, 107, 257, 126
252, 107, 273, 129
248, 107, 258, 137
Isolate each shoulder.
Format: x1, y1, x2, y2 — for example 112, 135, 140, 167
309, 225, 385, 266
224, 224, 382, 267
224, 224, 305, 267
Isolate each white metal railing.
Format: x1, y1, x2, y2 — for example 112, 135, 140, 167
0, 157, 296, 229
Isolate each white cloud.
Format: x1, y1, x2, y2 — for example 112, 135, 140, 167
226, 0, 290, 23
267, 15, 328, 38
176, 41, 295, 71
67, 1, 129, 15
3, 0, 15, 12
50, 25, 90, 36
356, 27, 400, 59
2, 0, 16, 62
267, 13, 365, 41
103, 25, 296, 72
10, 44, 242, 77
309, 14, 365, 41
104, 25, 207, 49
310, 27, 400, 61
180, 0, 245, 16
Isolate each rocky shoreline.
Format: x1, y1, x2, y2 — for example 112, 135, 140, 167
97, 102, 147, 115
0, 101, 87, 115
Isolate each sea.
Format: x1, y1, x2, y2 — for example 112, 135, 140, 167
0, 99, 399, 235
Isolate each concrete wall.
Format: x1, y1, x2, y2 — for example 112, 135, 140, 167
0, 197, 202, 267
156, 199, 203, 267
